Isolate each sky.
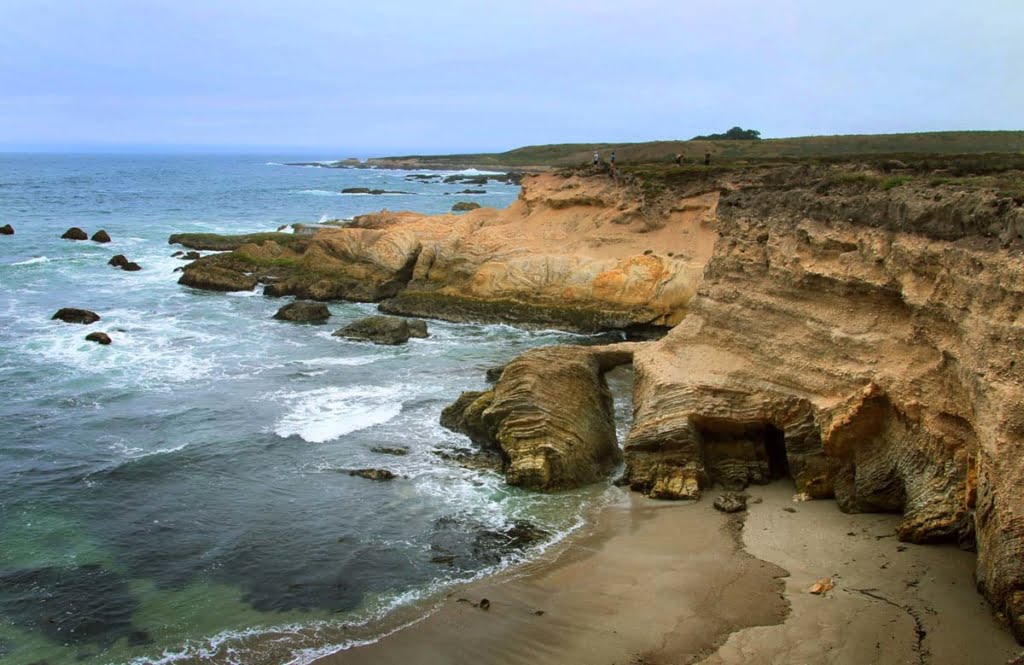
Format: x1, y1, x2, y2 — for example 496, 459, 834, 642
0, 0, 1021, 154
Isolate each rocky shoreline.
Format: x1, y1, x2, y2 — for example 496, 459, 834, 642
170, 156, 1024, 647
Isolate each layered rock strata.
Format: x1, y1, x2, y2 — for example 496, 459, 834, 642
622, 166, 1024, 640
172, 172, 719, 332
441, 343, 638, 490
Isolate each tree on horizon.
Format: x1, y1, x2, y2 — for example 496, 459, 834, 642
692, 127, 762, 140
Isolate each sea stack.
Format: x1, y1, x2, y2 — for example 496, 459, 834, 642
61, 227, 88, 240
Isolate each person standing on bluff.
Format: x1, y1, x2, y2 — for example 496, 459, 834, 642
610, 151, 616, 166
704, 150, 711, 166
674, 153, 683, 166
593, 150, 599, 165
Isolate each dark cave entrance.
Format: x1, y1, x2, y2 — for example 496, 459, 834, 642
764, 425, 789, 480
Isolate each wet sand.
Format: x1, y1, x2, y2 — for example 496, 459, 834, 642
318, 483, 1022, 665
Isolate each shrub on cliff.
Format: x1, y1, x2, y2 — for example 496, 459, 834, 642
692, 127, 762, 140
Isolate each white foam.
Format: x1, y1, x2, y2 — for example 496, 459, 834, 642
11, 256, 49, 266
301, 356, 379, 367
299, 189, 343, 197
273, 385, 406, 443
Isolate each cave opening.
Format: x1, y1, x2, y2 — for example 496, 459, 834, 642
764, 425, 789, 480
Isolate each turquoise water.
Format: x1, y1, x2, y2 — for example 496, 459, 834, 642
0, 154, 631, 664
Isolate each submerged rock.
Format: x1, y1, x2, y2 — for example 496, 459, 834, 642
121, 262, 142, 272
91, 229, 111, 243
273, 301, 331, 323
0, 224, 13, 235
370, 446, 410, 456
61, 227, 88, 240
52, 308, 100, 324
347, 468, 396, 481
108, 254, 129, 267
333, 315, 427, 345
85, 331, 112, 345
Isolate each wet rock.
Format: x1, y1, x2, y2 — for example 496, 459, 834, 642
171, 250, 184, 258
273, 301, 331, 323
371, 446, 410, 456
52, 308, 100, 324
407, 318, 429, 338
108, 254, 129, 268
61, 227, 88, 240
458, 189, 487, 194
178, 264, 257, 292
713, 492, 748, 513
121, 262, 142, 272
341, 187, 409, 195
347, 468, 396, 481
185, 251, 201, 260
85, 332, 112, 345
485, 364, 507, 383
333, 315, 424, 345
0, 224, 13, 235
440, 344, 636, 490
451, 201, 481, 212
91, 229, 111, 243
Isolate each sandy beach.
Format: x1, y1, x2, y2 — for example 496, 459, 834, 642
320, 482, 1021, 665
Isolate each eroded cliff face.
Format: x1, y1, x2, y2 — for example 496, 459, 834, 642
175, 170, 719, 333
622, 165, 1024, 639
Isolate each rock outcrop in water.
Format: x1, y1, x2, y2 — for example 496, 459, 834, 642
0, 224, 13, 235
52, 308, 100, 324
91, 229, 111, 243
108, 254, 129, 268
170, 171, 718, 333
85, 331, 112, 345
441, 343, 638, 490
273, 301, 330, 323
61, 227, 88, 240
333, 315, 427, 345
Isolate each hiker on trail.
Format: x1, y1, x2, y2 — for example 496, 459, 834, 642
704, 151, 711, 166
593, 150, 599, 165
674, 153, 683, 166
610, 151, 616, 166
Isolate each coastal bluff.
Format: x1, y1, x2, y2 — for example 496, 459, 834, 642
172, 158, 1024, 640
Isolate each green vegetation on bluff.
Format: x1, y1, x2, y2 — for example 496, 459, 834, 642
366, 131, 1024, 171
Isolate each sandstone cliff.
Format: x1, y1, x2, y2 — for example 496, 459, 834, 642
174, 168, 718, 333
620, 162, 1024, 640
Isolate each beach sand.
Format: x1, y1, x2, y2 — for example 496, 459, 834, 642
319, 482, 1022, 665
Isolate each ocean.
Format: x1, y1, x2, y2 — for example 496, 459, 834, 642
0, 153, 633, 665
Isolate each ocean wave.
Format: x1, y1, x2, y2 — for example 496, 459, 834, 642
273, 385, 406, 443
298, 189, 343, 197
10, 256, 49, 266
300, 355, 380, 367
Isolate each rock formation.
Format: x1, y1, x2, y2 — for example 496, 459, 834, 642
617, 162, 1024, 641
441, 343, 637, 490
178, 262, 256, 292
273, 301, 331, 323
85, 332, 112, 345
333, 315, 427, 345
451, 201, 481, 211
61, 227, 88, 240
121, 262, 142, 272
0, 224, 13, 235
52, 308, 100, 324
108, 255, 129, 268
91, 230, 111, 243
168, 171, 718, 333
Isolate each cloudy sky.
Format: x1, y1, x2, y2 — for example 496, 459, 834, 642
1, 0, 1020, 153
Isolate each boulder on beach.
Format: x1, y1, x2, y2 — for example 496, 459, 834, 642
0, 224, 13, 235
53, 308, 100, 324
121, 262, 142, 272
61, 227, 88, 240
451, 201, 481, 212
333, 315, 429, 345
108, 254, 129, 268
273, 301, 331, 323
91, 230, 111, 243
85, 332, 112, 345
713, 492, 748, 514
